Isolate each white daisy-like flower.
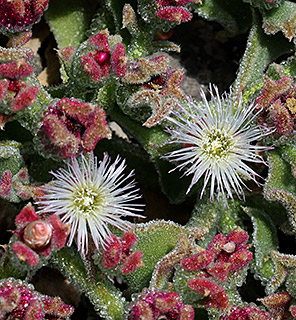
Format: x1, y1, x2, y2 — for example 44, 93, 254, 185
37, 152, 144, 256
166, 85, 271, 201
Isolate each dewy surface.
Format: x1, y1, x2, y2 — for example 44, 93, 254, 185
0, 0, 296, 319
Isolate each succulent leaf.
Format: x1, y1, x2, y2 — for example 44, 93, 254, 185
243, 206, 278, 284
45, 0, 97, 49
262, 1, 296, 41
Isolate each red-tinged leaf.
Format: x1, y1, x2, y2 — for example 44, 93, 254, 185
0, 170, 12, 196
269, 99, 293, 135
58, 98, 94, 126
188, 278, 230, 309
25, 299, 44, 320
156, 7, 192, 23
88, 30, 110, 52
81, 55, 101, 82
121, 251, 144, 274
0, 79, 9, 100
227, 250, 253, 273
206, 261, 231, 282
155, 292, 180, 312
42, 296, 74, 317
12, 241, 39, 266
121, 231, 138, 252
12, 86, 38, 111
103, 235, 121, 268
256, 76, 292, 110
82, 107, 111, 152
47, 215, 70, 251
225, 227, 249, 247
0, 60, 34, 79
259, 292, 292, 319
206, 233, 225, 258
181, 251, 214, 271
111, 43, 127, 78
15, 203, 39, 229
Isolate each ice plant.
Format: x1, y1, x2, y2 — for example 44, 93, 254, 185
256, 76, 296, 137
36, 152, 144, 256
0, 0, 49, 34
11, 203, 69, 266
127, 289, 195, 319
166, 86, 270, 200
155, 0, 201, 23
0, 278, 73, 319
80, 29, 127, 84
219, 305, 271, 320
181, 227, 253, 282
41, 98, 112, 158
102, 232, 144, 274
0, 52, 39, 113
0, 0, 296, 319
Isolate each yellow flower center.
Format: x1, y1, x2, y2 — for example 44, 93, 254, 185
73, 186, 105, 216
203, 129, 233, 159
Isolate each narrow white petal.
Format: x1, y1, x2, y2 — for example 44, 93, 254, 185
165, 85, 270, 201
37, 152, 144, 255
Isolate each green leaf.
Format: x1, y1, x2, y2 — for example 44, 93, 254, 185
45, 0, 97, 49
266, 250, 296, 294
124, 220, 189, 292
103, 0, 127, 33
219, 201, 241, 234
243, 206, 278, 283
233, 11, 293, 96
286, 269, 296, 299
187, 198, 241, 245
0, 141, 24, 177
242, 0, 284, 10
152, 157, 193, 204
262, 1, 296, 41
280, 143, 296, 179
187, 197, 221, 247
50, 247, 126, 320
193, 0, 252, 36
0, 245, 27, 280
264, 149, 296, 232
149, 233, 192, 290
173, 264, 204, 307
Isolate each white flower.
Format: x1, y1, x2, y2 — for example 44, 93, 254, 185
166, 85, 270, 201
37, 152, 144, 256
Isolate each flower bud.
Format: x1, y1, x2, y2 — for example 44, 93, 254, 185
23, 220, 52, 249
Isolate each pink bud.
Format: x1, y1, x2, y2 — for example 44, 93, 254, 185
94, 51, 109, 65
222, 241, 236, 253
23, 220, 52, 249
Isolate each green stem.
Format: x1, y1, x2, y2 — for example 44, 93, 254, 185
50, 247, 126, 320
